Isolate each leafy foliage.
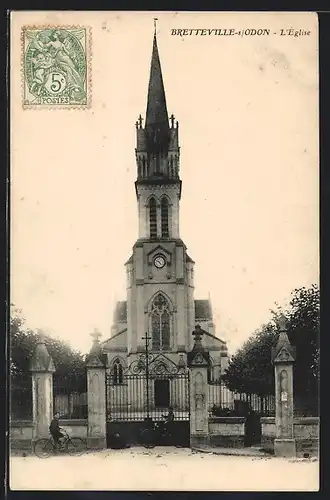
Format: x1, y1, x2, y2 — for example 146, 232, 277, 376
223, 323, 277, 396
222, 285, 320, 412
10, 305, 87, 393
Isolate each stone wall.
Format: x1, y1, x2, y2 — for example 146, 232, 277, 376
261, 417, 319, 456
260, 417, 276, 450
208, 417, 245, 447
60, 419, 88, 438
10, 421, 35, 450
10, 419, 88, 451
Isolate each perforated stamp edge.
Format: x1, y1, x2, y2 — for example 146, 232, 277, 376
20, 25, 92, 110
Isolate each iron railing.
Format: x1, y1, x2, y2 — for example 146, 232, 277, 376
10, 373, 33, 420
106, 371, 190, 422
208, 381, 275, 417
53, 376, 87, 419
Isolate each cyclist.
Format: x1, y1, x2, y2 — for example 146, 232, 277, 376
49, 412, 64, 449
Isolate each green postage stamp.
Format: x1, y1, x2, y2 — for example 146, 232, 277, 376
22, 26, 91, 108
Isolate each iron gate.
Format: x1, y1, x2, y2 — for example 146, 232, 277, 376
106, 369, 190, 422
105, 353, 190, 446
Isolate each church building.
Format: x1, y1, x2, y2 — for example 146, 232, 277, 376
101, 28, 229, 385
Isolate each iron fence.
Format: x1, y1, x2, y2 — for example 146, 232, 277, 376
10, 373, 33, 420
106, 372, 190, 422
208, 381, 275, 417
53, 376, 87, 419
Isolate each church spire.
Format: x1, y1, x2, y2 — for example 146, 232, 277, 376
135, 20, 180, 188
145, 23, 170, 153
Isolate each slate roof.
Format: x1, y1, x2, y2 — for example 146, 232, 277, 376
101, 328, 127, 347
194, 299, 212, 320
113, 301, 127, 322
203, 330, 227, 346
145, 32, 170, 154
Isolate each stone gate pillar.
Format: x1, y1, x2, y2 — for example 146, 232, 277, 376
86, 329, 107, 449
271, 315, 296, 458
187, 325, 210, 448
29, 331, 56, 443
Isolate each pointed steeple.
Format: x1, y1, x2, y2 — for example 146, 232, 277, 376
135, 20, 181, 189
145, 26, 170, 153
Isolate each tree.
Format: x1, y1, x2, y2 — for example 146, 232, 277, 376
10, 305, 87, 392
223, 285, 319, 413
223, 323, 276, 397
286, 285, 320, 413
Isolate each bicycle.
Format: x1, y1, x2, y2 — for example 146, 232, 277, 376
33, 428, 87, 458
139, 420, 184, 449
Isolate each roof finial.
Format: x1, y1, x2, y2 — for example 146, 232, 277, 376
91, 327, 102, 344
154, 17, 158, 35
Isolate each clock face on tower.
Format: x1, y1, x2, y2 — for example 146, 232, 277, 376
154, 255, 166, 269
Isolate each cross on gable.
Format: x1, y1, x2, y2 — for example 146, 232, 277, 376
192, 325, 204, 345
90, 328, 102, 344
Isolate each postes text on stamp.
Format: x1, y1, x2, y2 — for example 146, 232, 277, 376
22, 26, 91, 108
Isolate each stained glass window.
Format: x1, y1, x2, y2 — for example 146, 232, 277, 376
151, 294, 171, 351
161, 311, 170, 349
152, 312, 161, 350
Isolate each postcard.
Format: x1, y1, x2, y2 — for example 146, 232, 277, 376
9, 11, 319, 491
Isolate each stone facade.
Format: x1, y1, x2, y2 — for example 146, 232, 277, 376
272, 316, 297, 457
261, 417, 319, 457
100, 29, 228, 402
85, 338, 107, 449
209, 417, 245, 448
187, 327, 211, 447
29, 332, 55, 443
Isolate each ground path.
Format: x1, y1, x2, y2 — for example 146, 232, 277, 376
10, 447, 319, 491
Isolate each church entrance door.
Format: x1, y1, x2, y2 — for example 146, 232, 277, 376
154, 379, 170, 407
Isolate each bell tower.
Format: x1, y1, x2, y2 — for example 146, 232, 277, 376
135, 28, 181, 240
125, 24, 195, 360
106, 21, 229, 377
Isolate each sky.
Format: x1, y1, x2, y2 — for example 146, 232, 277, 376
11, 11, 319, 355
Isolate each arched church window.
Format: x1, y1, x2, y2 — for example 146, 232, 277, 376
151, 294, 171, 351
149, 197, 157, 238
113, 359, 124, 384
161, 197, 169, 238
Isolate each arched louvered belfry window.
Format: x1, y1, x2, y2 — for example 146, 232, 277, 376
151, 294, 171, 351
161, 197, 169, 238
113, 359, 124, 384
149, 197, 157, 238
